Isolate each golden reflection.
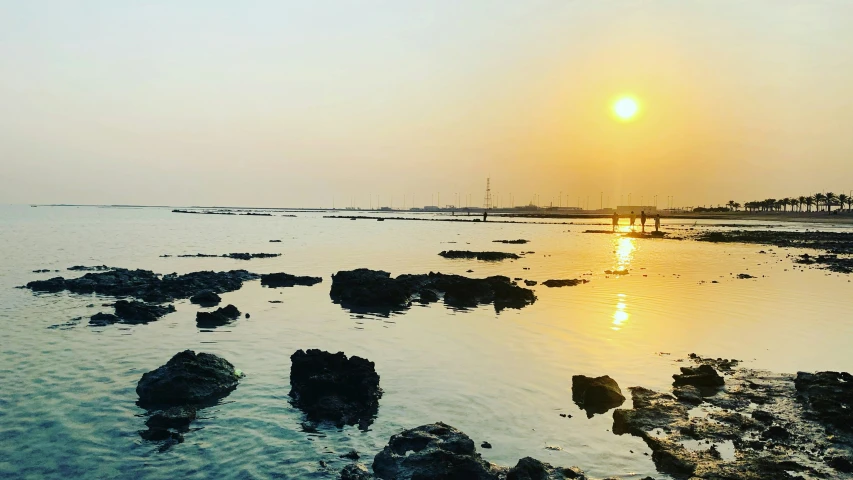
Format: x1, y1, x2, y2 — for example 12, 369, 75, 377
612, 294, 630, 330
614, 237, 635, 271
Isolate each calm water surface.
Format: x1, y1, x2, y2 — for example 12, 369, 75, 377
1, 205, 851, 479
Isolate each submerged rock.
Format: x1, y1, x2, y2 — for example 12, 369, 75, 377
196, 304, 241, 328
88, 312, 120, 326
189, 290, 221, 306
572, 375, 625, 416
507, 457, 584, 480
438, 250, 520, 261
330, 269, 536, 314
136, 350, 242, 406
340, 463, 373, 480
113, 300, 176, 324
67, 265, 113, 271
493, 239, 529, 244
289, 349, 381, 428
260, 272, 323, 288
25, 268, 259, 303
542, 279, 588, 288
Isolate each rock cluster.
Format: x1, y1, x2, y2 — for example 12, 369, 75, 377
330, 269, 536, 314
89, 300, 176, 326
260, 272, 323, 288
196, 304, 241, 328
572, 375, 625, 416
438, 250, 520, 261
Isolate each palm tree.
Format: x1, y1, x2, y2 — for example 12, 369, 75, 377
846, 195, 853, 213
839, 194, 849, 213
790, 198, 800, 212
734, 202, 741, 211
826, 192, 837, 213
814, 193, 826, 212
798, 196, 807, 212
805, 196, 815, 212
727, 200, 737, 211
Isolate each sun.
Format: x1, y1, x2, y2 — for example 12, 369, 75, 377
613, 97, 639, 121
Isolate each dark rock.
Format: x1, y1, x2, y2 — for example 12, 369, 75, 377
761, 425, 790, 441
340, 449, 360, 460
330, 269, 536, 314
32, 269, 51, 273
269, 239, 282, 242
523, 280, 537, 286
136, 350, 242, 406
67, 265, 113, 271
289, 349, 381, 428
751, 410, 774, 423
572, 375, 625, 416
372, 423, 503, 480
113, 300, 175, 324
493, 239, 529, 244
604, 269, 629, 275
826, 455, 853, 473
330, 269, 412, 313
340, 463, 373, 480
196, 304, 241, 328
25, 268, 259, 303
794, 371, 853, 433
89, 312, 119, 326
737, 273, 755, 279
673, 365, 724, 388
481, 441, 492, 449
139, 428, 184, 443
672, 385, 703, 405
245, 313, 250, 318
190, 290, 221, 306
438, 250, 520, 261
260, 272, 323, 288
507, 457, 584, 480
542, 279, 588, 288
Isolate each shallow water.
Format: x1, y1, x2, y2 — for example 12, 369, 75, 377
1, 205, 851, 479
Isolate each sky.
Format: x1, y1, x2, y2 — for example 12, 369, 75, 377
2, 0, 852, 208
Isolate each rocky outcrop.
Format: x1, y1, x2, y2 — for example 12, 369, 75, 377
88, 301, 175, 326
438, 250, 520, 261
25, 268, 259, 303
260, 272, 323, 288
136, 351, 242, 450
795, 371, 853, 433
340, 463, 373, 480
542, 279, 588, 288
372, 423, 504, 480
366, 423, 591, 480
493, 239, 529, 244
612, 355, 853, 479
330, 269, 536, 314
67, 265, 113, 271
289, 349, 381, 428
196, 304, 241, 328
190, 290, 221, 306
175, 252, 281, 260
137, 350, 242, 406
572, 375, 625, 416
672, 364, 725, 388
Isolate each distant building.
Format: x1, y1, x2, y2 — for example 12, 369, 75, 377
616, 205, 657, 215
423, 205, 440, 212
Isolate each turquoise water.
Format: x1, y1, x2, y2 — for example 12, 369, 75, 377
1, 205, 851, 479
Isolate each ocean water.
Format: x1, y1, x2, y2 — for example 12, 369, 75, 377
1, 205, 851, 479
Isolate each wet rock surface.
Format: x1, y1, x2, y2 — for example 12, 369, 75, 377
542, 279, 589, 288
493, 239, 530, 244
672, 364, 725, 388
25, 268, 259, 303
330, 269, 536, 314
137, 350, 242, 406
438, 250, 520, 261
289, 349, 381, 428
196, 304, 241, 328
136, 351, 242, 450
189, 290, 221, 306
612, 355, 853, 479
260, 272, 323, 288
572, 375, 626, 417
67, 265, 113, 271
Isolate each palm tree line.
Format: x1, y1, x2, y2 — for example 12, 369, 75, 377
725, 192, 853, 213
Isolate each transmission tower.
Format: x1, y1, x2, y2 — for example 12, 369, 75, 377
483, 177, 493, 210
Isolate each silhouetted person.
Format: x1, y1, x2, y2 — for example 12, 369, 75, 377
612, 212, 619, 232
483, 210, 488, 222
654, 214, 661, 232
640, 211, 647, 233
629, 211, 636, 231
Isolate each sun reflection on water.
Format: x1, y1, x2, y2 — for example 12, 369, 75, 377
612, 293, 629, 330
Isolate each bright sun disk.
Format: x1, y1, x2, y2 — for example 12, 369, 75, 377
613, 97, 639, 120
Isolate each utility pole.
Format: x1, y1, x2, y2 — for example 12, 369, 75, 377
483, 178, 492, 210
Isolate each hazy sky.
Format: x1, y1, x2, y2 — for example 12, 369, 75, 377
2, 1, 852, 208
